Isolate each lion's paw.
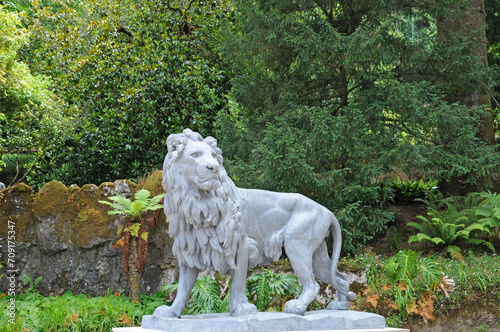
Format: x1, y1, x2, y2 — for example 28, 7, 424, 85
152, 305, 179, 318
284, 300, 307, 316
326, 300, 350, 310
231, 302, 258, 317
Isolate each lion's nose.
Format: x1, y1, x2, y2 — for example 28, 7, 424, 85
206, 162, 219, 172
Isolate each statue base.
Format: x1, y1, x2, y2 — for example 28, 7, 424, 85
115, 310, 410, 332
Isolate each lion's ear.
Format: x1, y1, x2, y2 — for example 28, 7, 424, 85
204, 136, 218, 148
204, 137, 222, 157
167, 135, 186, 153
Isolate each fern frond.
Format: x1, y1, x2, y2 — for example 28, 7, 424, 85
146, 193, 165, 207
466, 238, 495, 252
419, 258, 442, 291
444, 245, 462, 260
160, 283, 178, 295
130, 200, 147, 218
408, 233, 444, 245
458, 223, 487, 240
107, 194, 133, 209
134, 189, 151, 202
408, 220, 427, 233
186, 276, 222, 315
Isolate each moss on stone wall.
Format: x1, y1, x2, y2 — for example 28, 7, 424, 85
142, 170, 164, 196
0, 174, 164, 247
141, 170, 167, 226
32, 181, 69, 217
72, 183, 119, 247
0, 183, 35, 241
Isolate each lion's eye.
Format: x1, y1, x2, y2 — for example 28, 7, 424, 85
191, 152, 200, 158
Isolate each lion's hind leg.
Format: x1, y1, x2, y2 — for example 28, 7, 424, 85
312, 242, 350, 310
284, 239, 321, 315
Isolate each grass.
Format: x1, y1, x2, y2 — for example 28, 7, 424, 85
0, 289, 167, 332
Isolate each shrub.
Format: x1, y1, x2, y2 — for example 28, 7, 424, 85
0, 153, 35, 185
472, 191, 500, 241
408, 199, 495, 257
160, 270, 302, 315
352, 250, 449, 327
24, 0, 233, 187
391, 179, 439, 204
247, 269, 302, 312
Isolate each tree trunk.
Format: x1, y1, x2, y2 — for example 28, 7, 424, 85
437, 0, 496, 194
437, 0, 495, 145
128, 236, 142, 303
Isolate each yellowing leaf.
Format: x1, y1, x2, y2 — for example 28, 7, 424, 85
112, 237, 126, 249
397, 282, 407, 291
366, 293, 379, 308
117, 224, 124, 236
406, 301, 418, 315
129, 223, 141, 237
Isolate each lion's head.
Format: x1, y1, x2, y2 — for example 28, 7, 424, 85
163, 129, 224, 192
162, 129, 243, 273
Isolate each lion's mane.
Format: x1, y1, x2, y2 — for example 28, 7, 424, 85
162, 129, 249, 274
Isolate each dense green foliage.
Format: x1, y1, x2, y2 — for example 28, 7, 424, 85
0, 289, 148, 331
391, 179, 439, 204
20, 0, 233, 186
1, 0, 499, 251
216, 0, 500, 251
1, 251, 498, 330
486, 0, 500, 69
0, 4, 71, 185
247, 269, 302, 311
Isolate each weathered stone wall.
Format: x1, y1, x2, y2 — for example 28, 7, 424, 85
0, 171, 178, 296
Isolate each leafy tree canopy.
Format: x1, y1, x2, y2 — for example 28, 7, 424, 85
217, 0, 500, 251
22, 0, 233, 186
0, 3, 71, 185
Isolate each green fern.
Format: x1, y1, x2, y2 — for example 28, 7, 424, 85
159, 270, 302, 315
247, 269, 301, 311
383, 250, 441, 311
99, 189, 165, 219
408, 200, 494, 254
186, 277, 224, 315
473, 191, 500, 239
160, 276, 225, 315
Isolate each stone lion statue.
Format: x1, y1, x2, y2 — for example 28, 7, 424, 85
153, 129, 355, 318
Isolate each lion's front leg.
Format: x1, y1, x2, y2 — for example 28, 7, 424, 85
229, 240, 258, 317
153, 265, 199, 318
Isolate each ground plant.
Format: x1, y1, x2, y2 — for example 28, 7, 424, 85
408, 198, 496, 257
472, 191, 500, 240
99, 189, 165, 303
160, 271, 302, 315
349, 251, 499, 328
391, 179, 439, 204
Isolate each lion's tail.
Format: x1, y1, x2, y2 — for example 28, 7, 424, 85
330, 214, 357, 300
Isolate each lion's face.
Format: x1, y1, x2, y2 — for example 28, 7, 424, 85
178, 140, 221, 191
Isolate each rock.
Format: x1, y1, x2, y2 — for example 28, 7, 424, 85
0, 174, 177, 297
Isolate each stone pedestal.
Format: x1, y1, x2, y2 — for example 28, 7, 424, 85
112, 310, 410, 332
